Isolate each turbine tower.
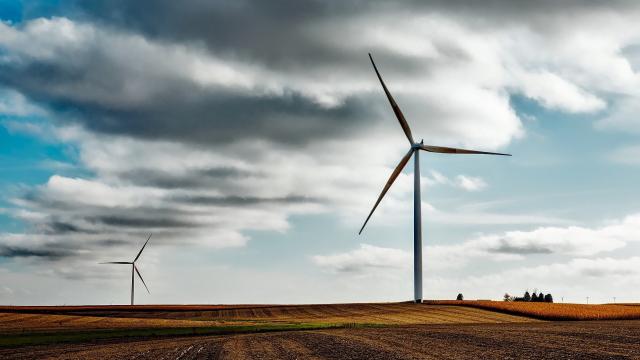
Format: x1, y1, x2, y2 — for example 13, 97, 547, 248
100, 234, 152, 305
359, 54, 511, 303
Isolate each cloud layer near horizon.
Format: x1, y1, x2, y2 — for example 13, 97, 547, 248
314, 213, 640, 273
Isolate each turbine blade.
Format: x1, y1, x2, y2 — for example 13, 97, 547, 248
99, 262, 132, 264
134, 265, 150, 294
359, 148, 414, 234
134, 233, 152, 262
369, 53, 415, 145
419, 144, 511, 156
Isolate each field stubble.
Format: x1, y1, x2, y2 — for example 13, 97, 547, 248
426, 300, 640, 320
0, 302, 533, 334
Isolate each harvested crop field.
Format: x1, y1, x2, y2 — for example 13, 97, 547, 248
0, 303, 533, 331
0, 312, 261, 334
425, 300, 640, 320
2, 320, 640, 359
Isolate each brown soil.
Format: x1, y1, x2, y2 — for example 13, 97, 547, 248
0, 312, 260, 334
2, 320, 639, 359
0, 303, 532, 334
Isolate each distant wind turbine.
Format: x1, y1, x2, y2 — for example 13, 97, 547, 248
100, 234, 152, 305
359, 54, 511, 303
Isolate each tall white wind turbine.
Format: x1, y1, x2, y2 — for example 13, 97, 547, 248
100, 234, 152, 305
360, 54, 511, 303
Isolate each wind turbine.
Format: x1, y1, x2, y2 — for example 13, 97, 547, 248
359, 54, 511, 303
100, 234, 152, 305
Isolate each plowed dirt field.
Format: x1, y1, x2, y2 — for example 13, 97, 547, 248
2, 320, 639, 359
0, 303, 533, 335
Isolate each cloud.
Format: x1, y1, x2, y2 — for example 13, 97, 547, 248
4, 0, 640, 285
502, 256, 640, 281
314, 213, 640, 274
0, 245, 72, 260
449, 256, 640, 302
454, 175, 487, 191
474, 224, 628, 258
312, 244, 412, 273
566, 257, 640, 278
458, 213, 640, 258
596, 99, 640, 134
423, 172, 487, 192
424, 171, 449, 186
0, 18, 378, 147
2, 120, 48, 138
0, 88, 43, 116
513, 71, 606, 113
4, 0, 638, 152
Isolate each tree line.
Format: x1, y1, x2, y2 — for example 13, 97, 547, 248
504, 290, 553, 303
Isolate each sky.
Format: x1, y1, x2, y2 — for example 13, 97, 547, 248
1, 0, 640, 305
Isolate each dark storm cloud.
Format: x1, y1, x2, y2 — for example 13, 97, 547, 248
173, 194, 323, 207
0, 245, 73, 260
65, 0, 364, 69
0, 0, 532, 149
0, 54, 375, 146
75, 93, 371, 146
89, 216, 196, 229
16, 185, 320, 238
45, 221, 82, 234
487, 239, 553, 255
66, 0, 632, 51
5, 0, 601, 148
0, 237, 139, 263
29, 207, 201, 232
62, 0, 640, 61
119, 167, 256, 189
97, 239, 129, 247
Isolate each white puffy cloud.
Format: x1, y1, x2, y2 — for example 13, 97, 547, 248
455, 175, 487, 192
513, 70, 606, 113
0, 89, 43, 117
423, 172, 488, 192
597, 99, 640, 134
449, 213, 640, 261
314, 213, 640, 274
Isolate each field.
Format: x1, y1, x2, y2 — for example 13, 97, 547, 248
0, 303, 532, 345
425, 300, 640, 320
2, 321, 640, 359
2, 302, 640, 359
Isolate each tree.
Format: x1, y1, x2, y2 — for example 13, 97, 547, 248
456, 293, 464, 301
531, 292, 538, 302
544, 294, 553, 303
503, 293, 513, 302
524, 291, 531, 302
537, 293, 545, 302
